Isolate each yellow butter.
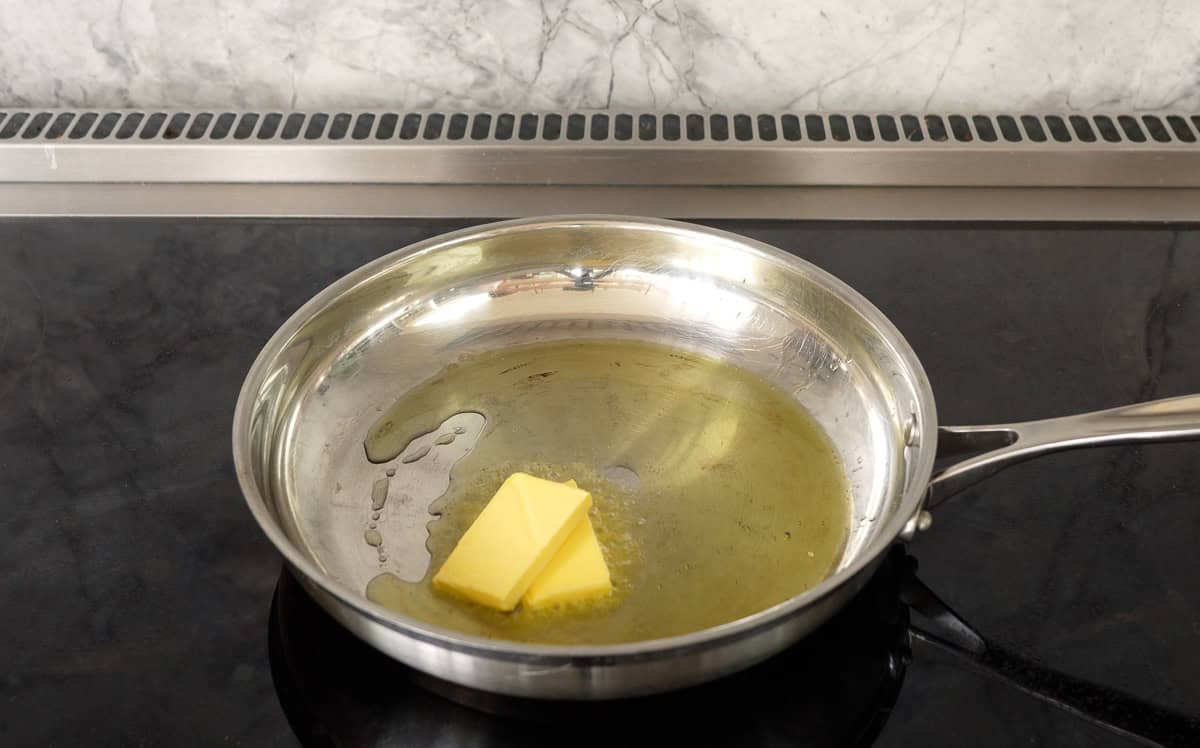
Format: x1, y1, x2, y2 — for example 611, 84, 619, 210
432, 472, 591, 611
523, 512, 612, 610
520, 478, 612, 610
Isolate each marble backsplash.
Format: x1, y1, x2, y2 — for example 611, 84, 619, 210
1, 0, 1196, 113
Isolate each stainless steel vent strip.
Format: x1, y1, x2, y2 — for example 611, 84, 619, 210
2, 183, 1195, 222
1, 108, 1198, 220
3, 108, 1197, 146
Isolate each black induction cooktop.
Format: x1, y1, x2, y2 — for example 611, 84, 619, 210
2, 219, 1198, 747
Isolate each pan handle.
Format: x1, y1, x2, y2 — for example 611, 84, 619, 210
926, 394, 1200, 509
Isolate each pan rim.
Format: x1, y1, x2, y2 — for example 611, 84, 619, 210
232, 214, 938, 662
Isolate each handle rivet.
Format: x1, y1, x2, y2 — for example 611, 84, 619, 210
899, 509, 933, 540
915, 510, 933, 532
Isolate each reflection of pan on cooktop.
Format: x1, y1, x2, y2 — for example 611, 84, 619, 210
269, 547, 1200, 747
269, 548, 911, 748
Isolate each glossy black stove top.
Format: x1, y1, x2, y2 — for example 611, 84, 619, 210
270, 553, 910, 748
1, 220, 1198, 747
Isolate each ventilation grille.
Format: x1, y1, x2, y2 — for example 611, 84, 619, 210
0, 109, 1196, 146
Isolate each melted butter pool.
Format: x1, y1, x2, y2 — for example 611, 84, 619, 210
364, 339, 850, 644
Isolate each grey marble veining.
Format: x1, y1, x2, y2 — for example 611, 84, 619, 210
1, 0, 1197, 112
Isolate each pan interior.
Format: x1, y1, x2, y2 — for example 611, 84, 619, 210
359, 337, 850, 643
242, 220, 931, 646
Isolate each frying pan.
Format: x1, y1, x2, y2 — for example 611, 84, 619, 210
233, 216, 1200, 699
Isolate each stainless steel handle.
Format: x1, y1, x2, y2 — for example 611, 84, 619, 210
927, 394, 1200, 508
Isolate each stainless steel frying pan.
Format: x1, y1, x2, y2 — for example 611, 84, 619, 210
233, 216, 1200, 700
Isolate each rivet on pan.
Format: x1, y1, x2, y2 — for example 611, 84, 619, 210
903, 415, 919, 446
916, 510, 932, 532
899, 510, 933, 541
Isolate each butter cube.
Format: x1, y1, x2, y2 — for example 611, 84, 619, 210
523, 510, 612, 610
433, 473, 591, 611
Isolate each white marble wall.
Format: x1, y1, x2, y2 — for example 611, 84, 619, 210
1, 0, 1196, 112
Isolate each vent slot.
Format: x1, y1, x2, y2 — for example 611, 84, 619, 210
614, 114, 633, 141
733, 114, 754, 141
281, 113, 305, 139
639, 114, 657, 141
900, 115, 922, 142
351, 112, 374, 140
68, 112, 98, 139
210, 113, 236, 139
303, 112, 328, 139
781, 114, 802, 141
1021, 115, 1047, 142
1, 109, 1195, 149
566, 114, 586, 141
255, 113, 281, 140
541, 113, 561, 141
829, 115, 851, 142
90, 112, 119, 139
1045, 115, 1071, 143
662, 114, 681, 141
994, 116, 1016, 142
925, 115, 948, 142
590, 114, 608, 141
972, 115, 997, 142
495, 113, 515, 140
186, 113, 212, 139
947, 115, 971, 141
115, 112, 144, 139
424, 113, 447, 140
1068, 115, 1095, 142
471, 113, 493, 140
1118, 115, 1146, 143
876, 115, 899, 142
22, 112, 54, 139
1095, 116, 1121, 143
137, 112, 165, 139
327, 113, 352, 140
852, 114, 874, 141
517, 113, 537, 141
399, 113, 422, 140
233, 113, 260, 140
806, 115, 826, 141
45, 112, 75, 139
1167, 116, 1195, 143
444, 113, 467, 140
163, 112, 189, 139
1143, 116, 1170, 143
710, 114, 729, 141
376, 113, 398, 140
